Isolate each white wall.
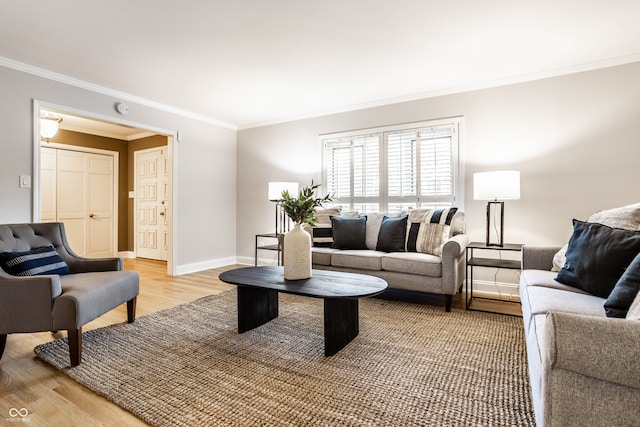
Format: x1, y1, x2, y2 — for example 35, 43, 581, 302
0, 65, 237, 273
237, 62, 640, 264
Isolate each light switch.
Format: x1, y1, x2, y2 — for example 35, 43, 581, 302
19, 175, 31, 188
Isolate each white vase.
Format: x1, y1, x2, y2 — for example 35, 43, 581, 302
283, 223, 312, 280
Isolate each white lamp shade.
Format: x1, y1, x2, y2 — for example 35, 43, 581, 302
40, 117, 61, 139
473, 171, 520, 200
268, 181, 299, 201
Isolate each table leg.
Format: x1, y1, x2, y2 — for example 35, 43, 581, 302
237, 286, 279, 333
324, 298, 359, 356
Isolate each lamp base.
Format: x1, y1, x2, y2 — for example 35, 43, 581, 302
485, 201, 504, 247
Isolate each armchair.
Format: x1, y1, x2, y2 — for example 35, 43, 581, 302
0, 222, 139, 366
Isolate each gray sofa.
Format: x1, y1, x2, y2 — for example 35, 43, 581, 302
520, 245, 640, 426
309, 211, 469, 311
0, 222, 139, 366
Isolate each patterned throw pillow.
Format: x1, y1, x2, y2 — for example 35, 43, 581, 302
406, 208, 458, 257
302, 207, 342, 247
0, 245, 70, 276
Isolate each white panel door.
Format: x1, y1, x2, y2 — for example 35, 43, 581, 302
40, 146, 57, 222
135, 147, 168, 261
56, 149, 115, 258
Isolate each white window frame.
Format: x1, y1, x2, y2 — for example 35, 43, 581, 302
321, 117, 464, 213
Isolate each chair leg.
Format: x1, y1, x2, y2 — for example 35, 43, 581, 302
68, 328, 82, 367
0, 334, 7, 360
127, 297, 137, 323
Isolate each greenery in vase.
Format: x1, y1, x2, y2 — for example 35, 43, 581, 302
279, 181, 333, 226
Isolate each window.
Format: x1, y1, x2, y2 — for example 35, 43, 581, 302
322, 118, 461, 213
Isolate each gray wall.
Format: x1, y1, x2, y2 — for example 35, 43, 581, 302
237, 61, 640, 263
0, 65, 237, 272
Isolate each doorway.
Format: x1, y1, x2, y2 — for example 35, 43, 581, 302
33, 100, 178, 275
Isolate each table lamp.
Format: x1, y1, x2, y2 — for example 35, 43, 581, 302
473, 171, 520, 246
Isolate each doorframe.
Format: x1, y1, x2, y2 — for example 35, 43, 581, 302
41, 142, 119, 258
32, 99, 179, 276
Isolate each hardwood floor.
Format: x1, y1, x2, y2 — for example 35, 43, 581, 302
0, 259, 520, 426
0, 258, 235, 427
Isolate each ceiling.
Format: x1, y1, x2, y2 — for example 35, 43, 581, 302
2, 1, 640, 130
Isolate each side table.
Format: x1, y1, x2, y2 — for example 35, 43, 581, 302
255, 233, 282, 266
465, 242, 523, 314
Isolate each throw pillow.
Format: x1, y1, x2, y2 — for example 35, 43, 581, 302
406, 207, 458, 257
303, 207, 342, 247
626, 290, 640, 320
551, 203, 640, 271
310, 225, 333, 247
0, 245, 70, 276
364, 212, 404, 250
555, 219, 640, 298
376, 215, 408, 252
330, 216, 367, 250
604, 252, 640, 318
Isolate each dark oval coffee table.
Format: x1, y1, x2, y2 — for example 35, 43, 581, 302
219, 266, 388, 356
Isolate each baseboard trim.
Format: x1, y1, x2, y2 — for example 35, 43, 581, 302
175, 257, 239, 276
465, 280, 521, 301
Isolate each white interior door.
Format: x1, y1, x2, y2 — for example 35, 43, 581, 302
46, 147, 116, 258
135, 147, 169, 261
40, 146, 57, 222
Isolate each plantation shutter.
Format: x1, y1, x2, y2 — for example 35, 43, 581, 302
323, 118, 459, 212
418, 125, 456, 206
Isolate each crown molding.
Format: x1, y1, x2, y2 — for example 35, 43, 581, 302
0, 56, 237, 131
237, 52, 640, 130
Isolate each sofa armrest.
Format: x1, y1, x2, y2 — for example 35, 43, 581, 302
441, 233, 470, 295
65, 256, 122, 273
545, 311, 640, 389
0, 275, 63, 332
522, 245, 561, 271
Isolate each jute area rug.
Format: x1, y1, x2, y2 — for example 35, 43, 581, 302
35, 289, 534, 426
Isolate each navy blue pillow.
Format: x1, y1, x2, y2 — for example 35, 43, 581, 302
330, 216, 367, 250
604, 252, 640, 318
555, 220, 640, 298
376, 215, 408, 252
0, 245, 70, 276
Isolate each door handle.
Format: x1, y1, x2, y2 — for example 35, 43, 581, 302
160, 211, 165, 216
89, 213, 95, 218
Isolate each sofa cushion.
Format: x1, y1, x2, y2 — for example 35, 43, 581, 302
405, 208, 458, 256
525, 285, 606, 317
520, 270, 592, 295
311, 247, 339, 266
331, 250, 383, 270
330, 216, 367, 250
381, 252, 441, 277
0, 245, 70, 276
376, 215, 408, 253
556, 219, 640, 298
552, 203, 640, 271
605, 252, 640, 318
